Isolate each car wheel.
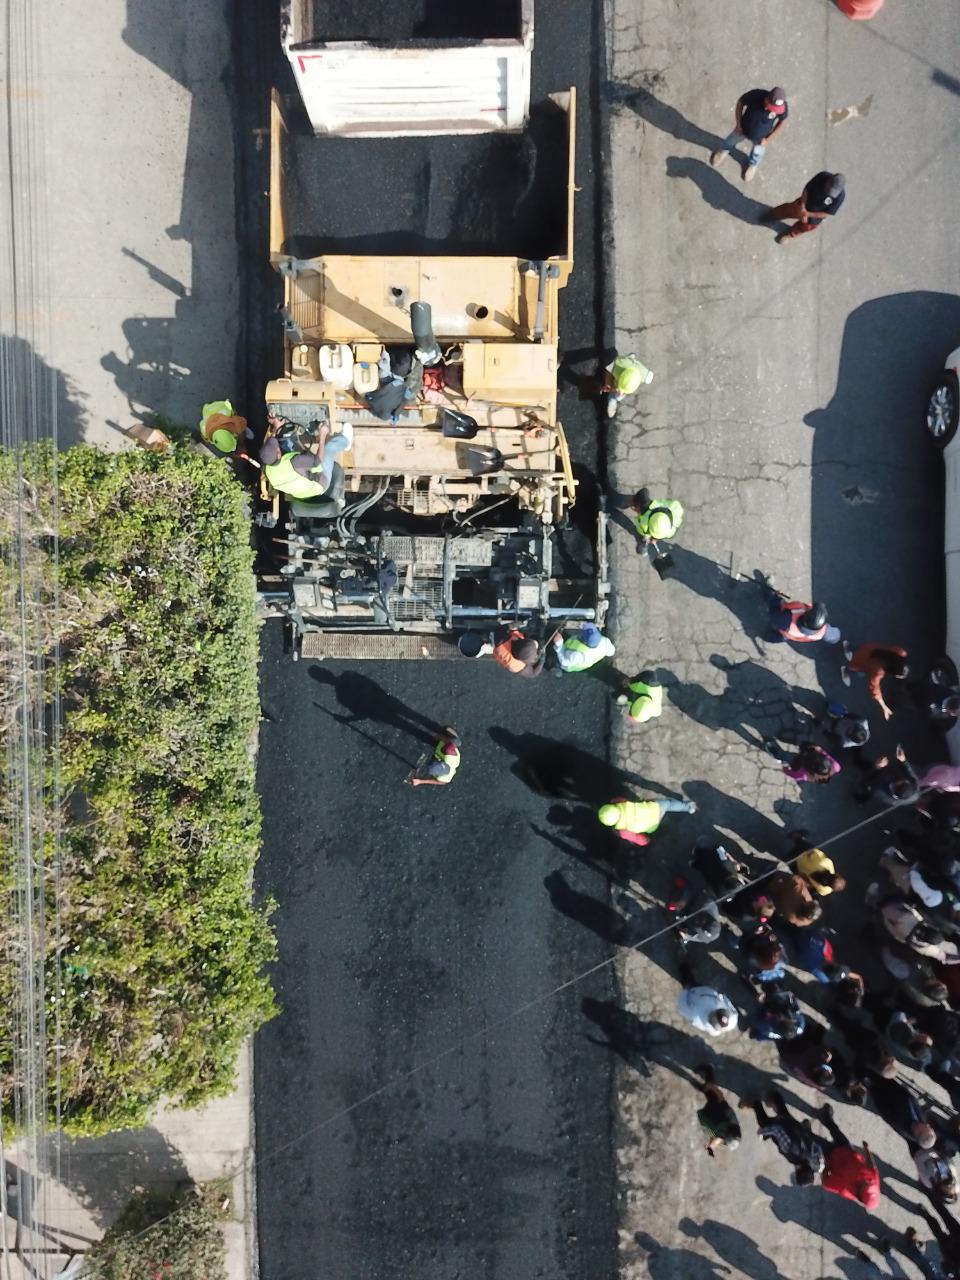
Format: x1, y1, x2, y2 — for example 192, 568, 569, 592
930, 655, 959, 688
926, 371, 959, 447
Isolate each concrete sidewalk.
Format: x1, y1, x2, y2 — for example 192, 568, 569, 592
39, 0, 241, 448
4, 1, 254, 1276
7, 1047, 255, 1278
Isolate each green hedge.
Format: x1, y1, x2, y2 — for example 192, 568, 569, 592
0, 444, 275, 1134
84, 1182, 227, 1280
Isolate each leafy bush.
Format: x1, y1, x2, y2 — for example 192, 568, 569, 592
0, 443, 275, 1135
84, 1181, 227, 1280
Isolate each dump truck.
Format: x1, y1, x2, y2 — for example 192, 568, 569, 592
280, 0, 534, 137
256, 87, 608, 660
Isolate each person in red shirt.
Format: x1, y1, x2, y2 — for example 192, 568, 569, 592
817, 1104, 880, 1209
842, 642, 909, 720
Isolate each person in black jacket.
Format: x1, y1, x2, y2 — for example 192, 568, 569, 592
746, 1092, 824, 1185
761, 172, 845, 243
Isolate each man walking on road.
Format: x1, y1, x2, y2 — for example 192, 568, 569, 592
711, 86, 789, 181
761, 171, 846, 242
746, 1091, 824, 1184
676, 964, 739, 1036
598, 796, 697, 846
818, 1104, 881, 1209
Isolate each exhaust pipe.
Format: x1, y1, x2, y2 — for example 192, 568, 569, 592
411, 301, 441, 367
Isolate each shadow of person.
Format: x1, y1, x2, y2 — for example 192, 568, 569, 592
632, 1232, 733, 1280
663, 656, 823, 751
2, 334, 88, 448
755, 1174, 890, 1257
607, 83, 723, 153
309, 666, 442, 746
683, 780, 788, 857
544, 870, 649, 947
807, 292, 959, 713
558, 344, 617, 398
488, 727, 673, 805
532, 821, 636, 888
580, 1000, 788, 1103
665, 156, 769, 228
680, 1218, 789, 1280
664, 546, 769, 652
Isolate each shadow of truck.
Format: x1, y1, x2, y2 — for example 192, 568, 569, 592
807, 292, 960, 677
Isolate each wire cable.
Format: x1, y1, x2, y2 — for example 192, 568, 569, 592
71, 789, 935, 1269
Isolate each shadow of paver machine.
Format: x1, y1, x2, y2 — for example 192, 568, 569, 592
257, 85, 608, 660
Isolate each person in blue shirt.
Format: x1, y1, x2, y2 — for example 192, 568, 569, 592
711, 86, 789, 181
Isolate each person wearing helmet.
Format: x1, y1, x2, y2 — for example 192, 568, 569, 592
551, 623, 615, 673
259, 417, 353, 500
597, 796, 696, 846
199, 398, 252, 452
492, 628, 545, 677
600, 353, 653, 419
631, 488, 684, 550
407, 727, 462, 789
761, 579, 842, 646
617, 670, 664, 723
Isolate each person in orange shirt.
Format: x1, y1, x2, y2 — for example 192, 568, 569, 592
492, 629, 545, 677
842, 642, 909, 720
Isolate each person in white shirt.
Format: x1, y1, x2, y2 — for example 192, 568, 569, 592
676, 974, 739, 1037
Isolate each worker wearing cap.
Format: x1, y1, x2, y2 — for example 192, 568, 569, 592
551, 623, 615, 673
711, 86, 789, 182
632, 489, 684, 549
408, 727, 462, 788
763, 172, 846, 243
200, 399, 251, 453
601, 354, 653, 419
259, 419, 352, 500
597, 796, 697, 846
617, 671, 664, 723
492, 628, 545, 677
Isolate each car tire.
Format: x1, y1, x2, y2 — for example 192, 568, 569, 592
926, 371, 959, 447
930, 655, 959, 688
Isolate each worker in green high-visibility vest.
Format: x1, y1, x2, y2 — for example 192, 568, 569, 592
632, 488, 684, 550
617, 671, 664, 724
407, 727, 462, 788
598, 796, 697, 846
550, 623, 615, 674
601, 353, 653, 418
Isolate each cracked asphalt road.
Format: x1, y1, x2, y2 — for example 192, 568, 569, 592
607, 2, 960, 1277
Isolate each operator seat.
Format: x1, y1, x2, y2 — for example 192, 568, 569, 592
289, 462, 346, 520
